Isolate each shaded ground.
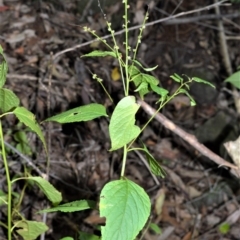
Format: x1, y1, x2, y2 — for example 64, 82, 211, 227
0, 0, 240, 239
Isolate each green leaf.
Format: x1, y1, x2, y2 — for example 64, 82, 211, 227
131, 60, 158, 72
142, 74, 159, 85
15, 220, 48, 240
192, 77, 215, 88
142, 65, 158, 72
0, 190, 7, 206
128, 65, 140, 77
78, 232, 101, 240
39, 200, 96, 213
150, 84, 169, 97
13, 107, 47, 153
44, 104, 107, 124
149, 223, 162, 234
218, 222, 230, 234
0, 88, 20, 112
109, 96, 141, 150
0, 48, 8, 88
14, 131, 32, 155
132, 73, 142, 86
224, 71, 240, 89
170, 73, 183, 83
142, 144, 165, 177
134, 81, 148, 92
139, 87, 150, 99
27, 177, 62, 205
60, 237, 74, 240
131, 73, 160, 99
82, 50, 117, 58
131, 60, 144, 68
100, 179, 151, 240
179, 89, 196, 106
131, 74, 149, 99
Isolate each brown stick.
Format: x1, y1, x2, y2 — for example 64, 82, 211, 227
138, 100, 240, 178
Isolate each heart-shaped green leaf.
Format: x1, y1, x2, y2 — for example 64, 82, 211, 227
100, 179, 151, 240
109, 96, 140, 150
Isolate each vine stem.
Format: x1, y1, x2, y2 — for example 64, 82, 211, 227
127, 81, 190, 151
121, 145, 128, 177
120, 0, 130, 177
0, 120, 12, 240
124, 0, 129, 96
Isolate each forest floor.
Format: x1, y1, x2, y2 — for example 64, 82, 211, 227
0, 0, 240, 239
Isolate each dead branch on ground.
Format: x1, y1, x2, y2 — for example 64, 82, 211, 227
138, 100, 240, 179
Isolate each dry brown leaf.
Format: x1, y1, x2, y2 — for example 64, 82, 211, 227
161, 204, 181, 228
176, 168, 203, 179
182, 231, 192, 240
206, 215, 221, 226
163, 166, 187, 193
225, 202, 237, 214
225, 209, 240, 225
186, 186, 202, 199
11, 16, 36, 28
170, 95, 191, 110
224, 136, 240, 167
154, 188, 166, 215
111, 67, 121, 81
127, 164, 143, 182
157, 226, 175, 240
14, 46, 24, 55
154, 139, 180, 161
84, 212, 105, 225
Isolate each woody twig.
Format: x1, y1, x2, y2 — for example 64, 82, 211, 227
139, 100, 240, 178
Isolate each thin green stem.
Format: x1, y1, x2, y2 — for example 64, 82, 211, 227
127, 81, 190, 150
0, 120, 12, 240
88, 30, 114, 52
105, 22, 127, 95
11, 177, 28, 184
127, 147, 144, 152
124, 0, 129, 96
139, 81, 191, 134
14, 180, 27, 211
0, 112, 13, 118
0, 221, 8, 229
132, 11, 148, 63
98, 80, 113, 103
121, 145, 128, 177
117, 55, 126, 95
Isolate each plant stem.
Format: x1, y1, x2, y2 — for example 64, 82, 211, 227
0, 120, 12, 240
121, 145, 128, 177
127, 82, 189, 150
120, 0, 130, 177
99, 81, 113, 102
124, 0, 129, 96
139, 81, 192, 133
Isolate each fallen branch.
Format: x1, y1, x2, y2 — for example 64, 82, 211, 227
4, 141, 46, 179
138, 100, 240, 178
164, 13, 240, 25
